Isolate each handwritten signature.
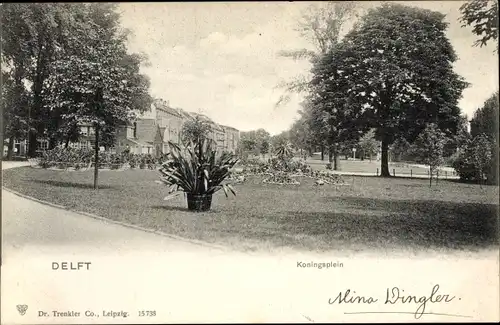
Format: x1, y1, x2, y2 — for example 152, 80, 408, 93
328, 284, 462, 319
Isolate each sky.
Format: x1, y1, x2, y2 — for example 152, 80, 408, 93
118, 1, 498, 135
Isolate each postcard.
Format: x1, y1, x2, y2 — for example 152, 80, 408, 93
1, 1, 499, 323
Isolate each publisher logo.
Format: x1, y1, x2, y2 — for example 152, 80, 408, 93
16, 304, 28, 316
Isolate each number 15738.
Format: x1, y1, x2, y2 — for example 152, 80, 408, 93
138, 311, 156, 317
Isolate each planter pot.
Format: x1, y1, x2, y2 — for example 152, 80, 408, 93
186, 193, 213, 212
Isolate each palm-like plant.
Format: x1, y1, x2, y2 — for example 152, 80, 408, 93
274, 141, 294, 159
158, 137, 239, 211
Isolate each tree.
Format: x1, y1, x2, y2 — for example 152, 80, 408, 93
18, 4, 63, 157
1, 71, 31, 159
181, 115, 212, 146
297, 100, 326, 161
470, 91, 499, 139
275, 1, 358, 107
260, 139, 270, 158
459, 0, 498, 49
238, 129, 271, 158
471, 134, 494, 187
44, 3, 151, 189
254, 128, 271, 157
289, 113, 315, 159
358, 129, 379, 161
389, 137, 412, 162
453, 133, 497, 185
1, 4, 130, 155
412, 123, 447, 186
309, 41, 371, 169
444, 114, 471, 157
1, 4, 39, 158
469, 92, 499, 184
317, 3, 468, 177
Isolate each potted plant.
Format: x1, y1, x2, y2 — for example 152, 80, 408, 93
157, 138, 239, 212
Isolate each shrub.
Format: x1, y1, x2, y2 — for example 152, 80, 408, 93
38, 147, 93, 169
109, 154, 122, 169
452, 134, 497, 184
129, 154, 138, 168
444, 151, 460, 167
452, 152, 477, 181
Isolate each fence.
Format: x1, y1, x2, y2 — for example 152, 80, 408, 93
375, 167, 459, 179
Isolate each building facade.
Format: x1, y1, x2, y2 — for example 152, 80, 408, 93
4, 98, 240, 158
114, 118, 162, 156
221, 125, 240, 154
130, 99, 240, 155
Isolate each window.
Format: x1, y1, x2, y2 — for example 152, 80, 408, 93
81, 126, 88, 136
39, 140, 49, 150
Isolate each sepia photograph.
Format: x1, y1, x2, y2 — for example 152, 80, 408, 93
1, 1, 499, 323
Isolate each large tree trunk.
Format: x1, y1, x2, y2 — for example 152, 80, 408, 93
321, 145, 325, 161
328, 145, 341, 170
7, 136, 15, 160
49, 138, 57, 150
333, 151, 340, 170
28, 37, 49, 158
94, 124, 99, 190
380, 137, 391, 177
27, 132, 38, 158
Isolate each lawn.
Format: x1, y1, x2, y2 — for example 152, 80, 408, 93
3, 167, 498, 254
252, 155, 455, 177
304, 157, 454, 177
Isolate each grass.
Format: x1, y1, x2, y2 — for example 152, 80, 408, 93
3, 167, 498, 254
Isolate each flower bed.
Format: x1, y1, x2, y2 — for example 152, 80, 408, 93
232, 158, 346, 186
262, 172, 300, 185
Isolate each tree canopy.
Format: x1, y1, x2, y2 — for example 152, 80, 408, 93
311, 3, 468, 176
470, 91, 499, 140
1, 3, 151, 156
459, 0, 499, 49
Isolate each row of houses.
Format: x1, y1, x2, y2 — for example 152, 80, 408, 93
4, 99, 240, 158
113, 99, 240, 156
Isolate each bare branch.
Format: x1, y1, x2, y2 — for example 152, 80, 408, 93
275, 75, 310, 93
277, 49, 317, 60
274, 1, 359, 108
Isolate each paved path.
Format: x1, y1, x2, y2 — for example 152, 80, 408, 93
1, 163, 300, 323
1, 163, 497, 323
